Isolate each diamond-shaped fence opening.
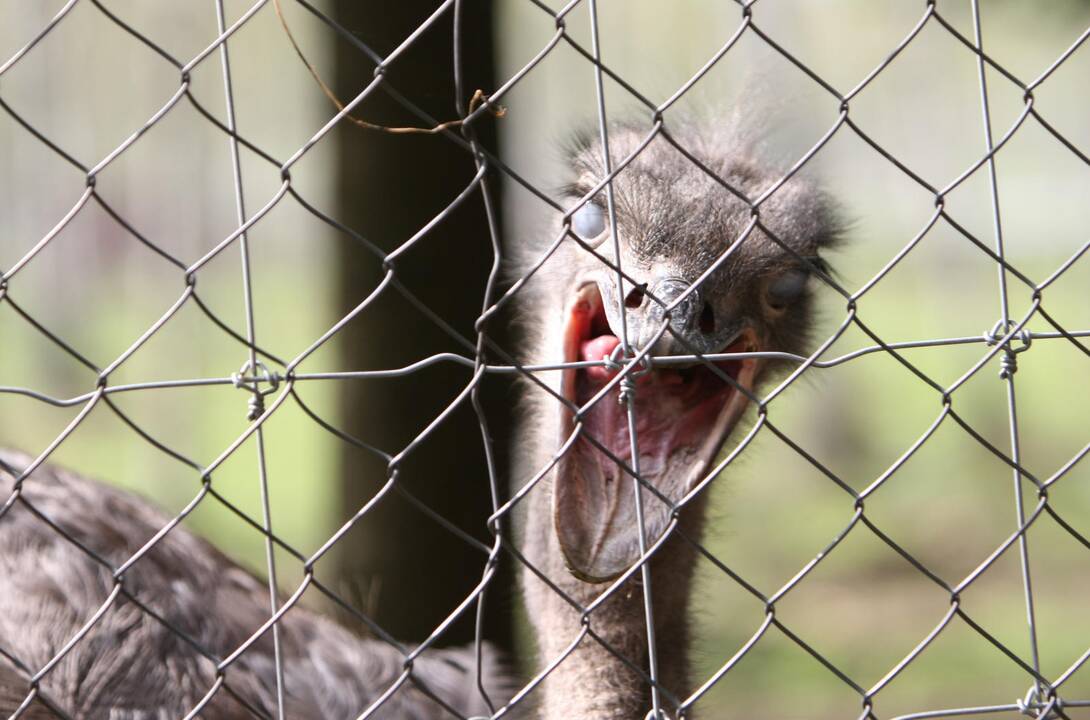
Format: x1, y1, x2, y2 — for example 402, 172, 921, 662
1, 1, 1089, 719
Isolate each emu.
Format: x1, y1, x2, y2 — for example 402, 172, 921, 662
0, 120, 836, 719
513, 122, 836, 718
0, 447, 508, 719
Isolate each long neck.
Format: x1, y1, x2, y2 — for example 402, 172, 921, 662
515, 274, 702, 718
520, 473, 703, 719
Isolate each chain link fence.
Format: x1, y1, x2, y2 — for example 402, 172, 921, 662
1, 1, 1090, 718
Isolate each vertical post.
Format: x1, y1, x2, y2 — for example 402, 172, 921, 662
330, 0, 510, 650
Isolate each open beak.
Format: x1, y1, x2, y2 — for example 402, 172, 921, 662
553, 283, 761, 583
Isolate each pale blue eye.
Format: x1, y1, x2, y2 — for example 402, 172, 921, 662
572, 203, 606, 240
766, 269, 809, 309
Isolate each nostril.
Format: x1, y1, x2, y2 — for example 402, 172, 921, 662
699, 302, 715, 334
625, 286, 646, 309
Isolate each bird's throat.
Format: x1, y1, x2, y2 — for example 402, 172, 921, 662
554, 283, 759, 583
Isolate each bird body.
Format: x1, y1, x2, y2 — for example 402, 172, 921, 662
0, 450, 505, 719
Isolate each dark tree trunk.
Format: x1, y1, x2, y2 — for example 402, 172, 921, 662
330, 0, 511, 651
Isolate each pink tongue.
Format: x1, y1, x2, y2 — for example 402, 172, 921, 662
581, 335, 621, 382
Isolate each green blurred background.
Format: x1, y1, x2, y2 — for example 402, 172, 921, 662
1, 1, 1089, 718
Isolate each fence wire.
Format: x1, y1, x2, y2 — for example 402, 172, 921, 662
1, 1, 1089, 719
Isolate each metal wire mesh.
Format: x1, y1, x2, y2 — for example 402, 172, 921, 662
1, 1, 1089, 719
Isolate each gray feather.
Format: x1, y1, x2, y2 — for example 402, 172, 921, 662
0, 450, 514, 719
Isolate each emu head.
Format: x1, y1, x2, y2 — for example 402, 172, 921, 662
528, 123, 838, 583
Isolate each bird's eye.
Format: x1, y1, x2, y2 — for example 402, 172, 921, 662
766, 269, 809, 310
571, 202, 607, 242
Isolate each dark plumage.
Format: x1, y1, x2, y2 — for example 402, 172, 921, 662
0, 450, 508, 719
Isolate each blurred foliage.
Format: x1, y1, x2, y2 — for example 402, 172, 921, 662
0, 0, 344, 592
1, 1, 1089, 718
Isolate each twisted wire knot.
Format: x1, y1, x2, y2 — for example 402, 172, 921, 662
1017, 685, 1061, 719
231, 360, 280, 421
606, 343, 653, 405
602, 342, 626, 374
998, 353, 1018, 380
246, 395, 265, 422
984, 320, 1032, 379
